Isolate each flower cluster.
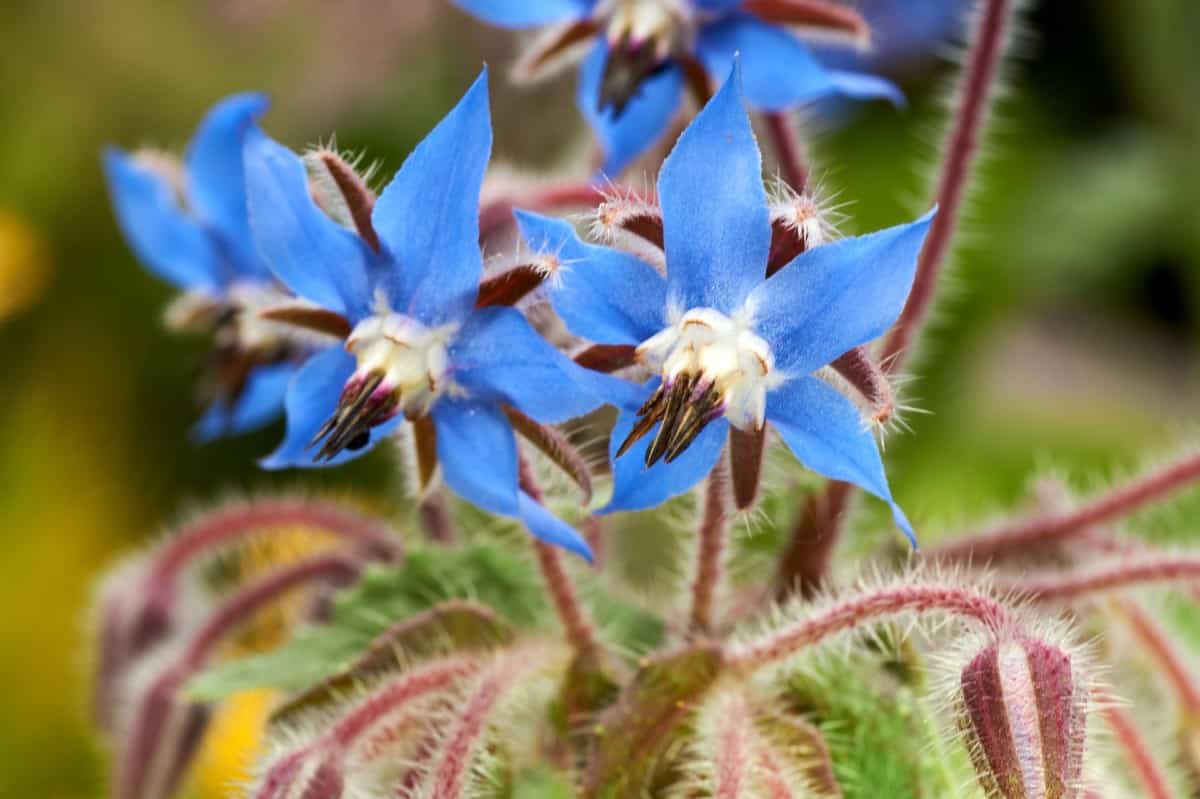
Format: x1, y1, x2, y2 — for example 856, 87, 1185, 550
93, 2, 1200, 799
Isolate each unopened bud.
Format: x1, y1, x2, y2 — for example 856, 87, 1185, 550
958, 635, 1088, 799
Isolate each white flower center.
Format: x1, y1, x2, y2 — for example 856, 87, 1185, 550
309, 311, 457, 462
640, 307, 774, 431
345, 312, 456, 418
618, 308, 776, 465
603, 0, 688, 48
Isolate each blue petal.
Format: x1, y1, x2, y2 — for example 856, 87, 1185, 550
259, 347, 401, 470
692, 0, 743, 11
372, 71, 492, 326
767, 376, 915, 545
452, 0, 594, 27
658, 61, 770, 313
579, 41, 684, 179
102, 148, 223, 292
433, 397, 593, 559
748, 211, 934, 375
603, 406, 728, 512
191, 361, 294, 443
697, 14, 902, 111
696, 14, 828, 111
450, 307, 643, 423
517, 493, 594, 561
185, 92, 272, 279
242, 127, 374, 319
514, 211, 666, 345
825, 70, 905, 106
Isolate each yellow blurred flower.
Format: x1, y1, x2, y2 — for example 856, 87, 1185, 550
188, 689, 275, 799
0, 209, 50, 321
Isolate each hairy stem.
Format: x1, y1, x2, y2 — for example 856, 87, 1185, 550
881, 0, 1013, 369
774, 481, 854, 600
690, 458, 731, 636
1100, 701, 1173, 799
933, 452, 1200, 561
732, 584, 1014, 671
517, 455, 598, 653
763, 112, 808, 193
1117, 598, 1200, 716
119, 554, 359, 799
775, 0, 1015, 600
1014, 554, 1200, 601
479, 182, 608, 240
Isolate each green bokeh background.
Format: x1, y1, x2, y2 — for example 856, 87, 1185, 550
0, 0, 1197, 796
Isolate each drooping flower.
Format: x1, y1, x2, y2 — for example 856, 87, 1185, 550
517, 64, 932, 540
452, 0, 901, 176
103, 94, 312, 442
243, 70, 634, 560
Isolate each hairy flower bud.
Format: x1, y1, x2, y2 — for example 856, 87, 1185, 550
958, 635, 1088, 799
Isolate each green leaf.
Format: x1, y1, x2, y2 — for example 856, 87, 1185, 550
186, 543, 546, 702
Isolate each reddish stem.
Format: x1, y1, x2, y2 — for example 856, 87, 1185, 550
732, 583, 1013, 670
178, 554, 360, 673
517, 455, 599, 653
479, 182, 608, 240
933, 452, 1200, 562
1118, 598, 1200, 716
774, 481, 855, 600
328, 657, 477, 750
691, 459, 731, 636
1016, 554, 1200, 603
145, 499, 398, 607
424, 657, 527, 799
119, 554, 359, 799
1100, 702, 1173, 799
881, 0, 1011, 369
763, 113, 808, 193
776, 0, 1015, 599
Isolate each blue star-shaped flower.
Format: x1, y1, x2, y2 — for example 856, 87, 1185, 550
243, 70, 632, 560
517, 65, 933, 543
452, 0, 901, 176
103, 93, 305, 443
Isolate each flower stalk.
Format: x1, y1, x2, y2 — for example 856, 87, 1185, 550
690, 458, 731, 636
934, 452, 1200, 562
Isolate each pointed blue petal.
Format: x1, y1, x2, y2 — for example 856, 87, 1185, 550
693, 0, 743, 11
658, 61, 770, 313
453, 0, 594, 27
450, 307, 643, 423
602, 406, 728, 512
579, 41, 684, 179
259, 347, 401, 470
749, 210, 934, 375
191, 361, 294, 443
697, 14, 844, 111
242, 127, 373, 319
102, 148, 224, 292
517, 492, 594, 561
432, 397, 520, 515
372, 71, 491, 326
826, 70, 905, 106
767, 376, 915, 545
185, 92, 271, 279
514, 211, 666, 345
433, 397, 594, 559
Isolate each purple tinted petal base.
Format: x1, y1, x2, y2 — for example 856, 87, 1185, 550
259, 348, 401, 470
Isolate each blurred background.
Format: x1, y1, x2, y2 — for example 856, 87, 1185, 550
0, 0, 1197, 796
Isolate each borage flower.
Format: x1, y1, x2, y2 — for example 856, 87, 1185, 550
243, 70, 634, 560
103, 94, 313, 442
518, 65, 932, 541
452, 0, 900, 175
